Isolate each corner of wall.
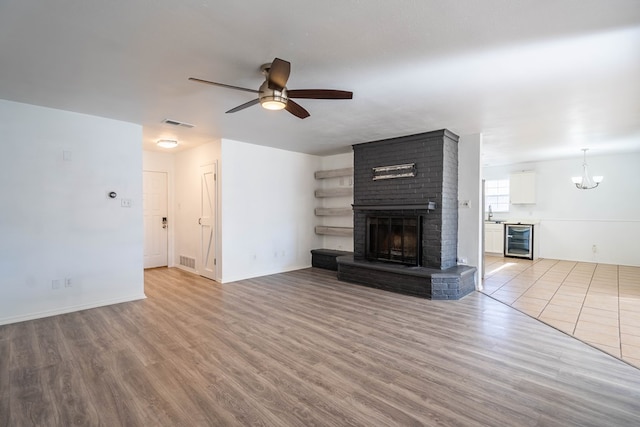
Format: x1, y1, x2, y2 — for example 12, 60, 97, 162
457, 133, 483, 282
219, 140, 322, 282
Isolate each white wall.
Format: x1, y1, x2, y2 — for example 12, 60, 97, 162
173, 141, 221, 277
220, 139, 320, 282
457, 134, 483, 282
143, 150, 176, 266
484, 152, 640, 266
0, 99, 145, 325
318, 151, 354, 251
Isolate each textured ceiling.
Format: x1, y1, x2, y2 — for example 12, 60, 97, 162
1, 0, 639, 165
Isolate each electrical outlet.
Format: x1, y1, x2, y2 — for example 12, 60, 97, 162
52, 279, 61, 290
592, 245, 597, 253
121, 198, 132, 208
65, 277, 72, 288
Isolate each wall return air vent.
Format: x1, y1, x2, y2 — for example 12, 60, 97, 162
179, 255, 196, 269
162, 118, 195, 128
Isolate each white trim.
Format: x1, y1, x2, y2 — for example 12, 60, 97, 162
174, 264, 198, 275
220, 264, 312, 284
0, 293, 147, 326
540, 218, 640, 223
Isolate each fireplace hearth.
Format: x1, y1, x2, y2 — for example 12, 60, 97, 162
336, 129, 476, 300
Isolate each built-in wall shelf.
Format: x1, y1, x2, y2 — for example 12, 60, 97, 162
314, 187, 353, 198
314, 166, 354, 240
314, 167, 354, 179
315, 207, 353, 216
315, 226, 353, 236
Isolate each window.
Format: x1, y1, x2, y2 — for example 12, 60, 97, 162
485, 179, 509, 212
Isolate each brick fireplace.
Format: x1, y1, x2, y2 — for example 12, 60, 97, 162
336, 129, 476, 299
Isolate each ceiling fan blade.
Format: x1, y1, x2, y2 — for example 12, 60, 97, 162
285, 100, 310, 119
226, 98, 260, 113
189, 77, 259, 94
267, 58, 291, 90
288, 89, 353, 99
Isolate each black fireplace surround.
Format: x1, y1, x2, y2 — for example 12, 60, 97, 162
366, 215, 420, 266
336, 129, 476, 300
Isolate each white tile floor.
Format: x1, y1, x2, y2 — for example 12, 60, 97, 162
482, 255, 640, 369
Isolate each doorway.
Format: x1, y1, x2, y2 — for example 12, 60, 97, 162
199, 163, 217, 280
143, 171, 168, 268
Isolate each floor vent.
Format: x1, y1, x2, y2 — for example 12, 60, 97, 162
162, 118, 195, 128
179, 256, 196, 269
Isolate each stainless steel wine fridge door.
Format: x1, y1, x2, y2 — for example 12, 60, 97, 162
504, 224, 534, 259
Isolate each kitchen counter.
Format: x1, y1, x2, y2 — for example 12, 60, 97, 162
486, 219, 539, 225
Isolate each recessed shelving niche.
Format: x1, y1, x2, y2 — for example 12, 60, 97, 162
314, 167, 353, 236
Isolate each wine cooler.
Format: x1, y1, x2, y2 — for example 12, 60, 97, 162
504, 224, 535, 260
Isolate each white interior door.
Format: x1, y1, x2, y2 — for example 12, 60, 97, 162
199, 163, 217, 280
143, 171, 168, 268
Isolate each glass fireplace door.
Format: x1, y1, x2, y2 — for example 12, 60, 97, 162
367, 216, 420, 265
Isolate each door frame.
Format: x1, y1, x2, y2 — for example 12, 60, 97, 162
143, 170, 169, 268
198, 161, 219, 281
142, 167, 174, 269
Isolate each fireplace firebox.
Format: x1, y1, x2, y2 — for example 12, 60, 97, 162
366, 215, 420, 266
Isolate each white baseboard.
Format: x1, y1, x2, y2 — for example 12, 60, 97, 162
220, 264, 311, 284
0, 293, 147, 326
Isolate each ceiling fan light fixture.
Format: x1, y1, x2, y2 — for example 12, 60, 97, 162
261, 98, 287, 110
259, 82, 288, 111
157, 139, 179, 149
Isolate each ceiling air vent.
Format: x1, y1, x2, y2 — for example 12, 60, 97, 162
162, 118, 195, 128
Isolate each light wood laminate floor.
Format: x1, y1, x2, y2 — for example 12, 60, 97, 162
483, 255, 640, 368
2, 267, 640, 426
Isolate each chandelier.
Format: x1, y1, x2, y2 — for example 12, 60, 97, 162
571, 148, 603, 190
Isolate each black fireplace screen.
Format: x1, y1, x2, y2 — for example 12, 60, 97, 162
366, 216, 420, 265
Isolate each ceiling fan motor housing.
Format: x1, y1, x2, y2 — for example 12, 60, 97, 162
259, 80, 288, 110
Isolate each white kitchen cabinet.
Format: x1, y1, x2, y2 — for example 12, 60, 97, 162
484, 223, 505, 254
510, 171, 536, 204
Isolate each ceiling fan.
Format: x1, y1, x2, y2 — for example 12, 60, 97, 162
189, 57, 353, 119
